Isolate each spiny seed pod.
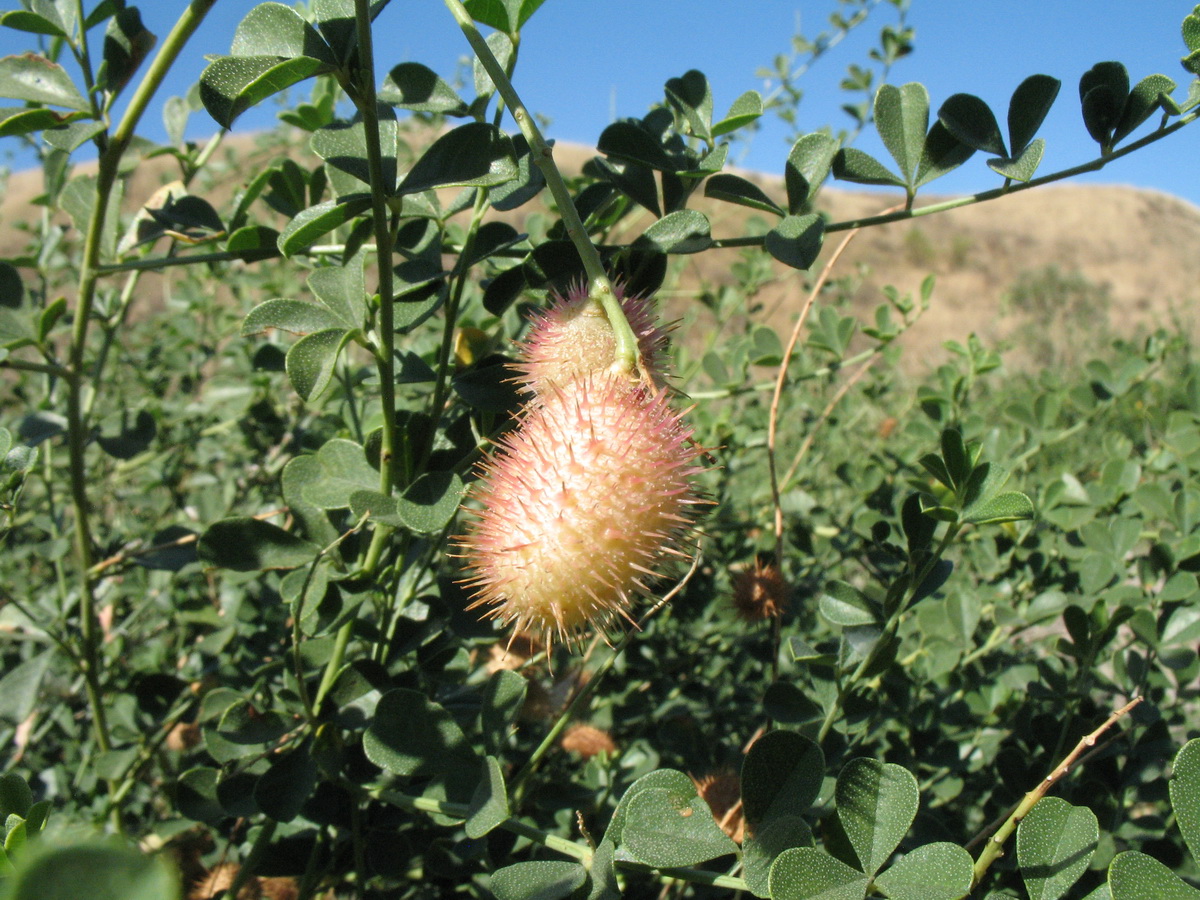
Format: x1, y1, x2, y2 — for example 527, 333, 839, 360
560, 723, 618, 759
457, 374, 704, 649
731, 558, 789, 622
516, 285, 669, 396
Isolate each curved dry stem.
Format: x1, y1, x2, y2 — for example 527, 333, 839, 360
970, 695, 1143, 888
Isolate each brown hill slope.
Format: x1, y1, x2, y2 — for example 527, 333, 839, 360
3, 133, 1197, 370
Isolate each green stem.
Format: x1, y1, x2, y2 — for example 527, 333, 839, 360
313, 619, 353, 714
721, 108, 1200, 246
352, 0, 399, 580
0, 358, 68, 378
419, 189, 489, 471
817, 523, 961, 743
441, 0, 641, 378
65, 0, 217, 766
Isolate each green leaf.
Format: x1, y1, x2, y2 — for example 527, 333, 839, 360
636, 210, 712, 254
197, 517, 319, 571
988, 139, 1045, 182
769, 847, 869, 900
5, 818, 26, 857
622, 787, 738, 868
466, 756, 509, 839
176, 767, 225, 825
1108, 851, 1200, 900
1079, 61, 1129, 147
588, 838, 620, 900
604, 769, 696, 847
836, 758, 919, 877
832, 147, 904, 188
285, 327, 348, 401
42, 117, 103, 150
0, 651, 52, 723
462, 0, 548, 32
597, 120, 676, 171
742, 730, 825, 828
1114, 73, 1177, 143
0, 106, 82, 138
349, 471, 464, 535
0, 53, 88, 110
489, 861, 587, 900
242, 298, 343, 337
714, 89, 763, 137
874, 842, 973, 900
472, 30, 512, 98
281, 455, 339, 547
0, 774, 32, 819
820, 581, 880, 627
301, 438, 378, 509
2, 840, 181, 900
744, 816, 815, 898
217, 699, 288, 747
491, 134, 546, 210
704, 173, 783, 215
278, 197, 371, 257
199, 55, 327, 129
1008, 74, 1061, 154
230, 2, 333, 63
940, 429, 971, 490
379, 62, 467, 115
1186, 8, 1200, 53
1017, 796, 1098, 900
0, 8, 68, 38
364, 688, 479, 778
962, 490, 1035, 525
226, 225, 280, 261
309, 255, 368, 328
915, 121, 974, 188
398, 122, 516, 194
1170, 738, 1200, 863
785, 132, 839, 213
95, 409, 155, 460
874, 82, 929, 186
311, 109, 399, 193
765, 213, 824, 270
665, 69, 713, 142
254, 743, 318, 823
309, 0, 386, 64
593, 157, 660, 216
938, 93, 1006, 155
100, 7, 155, 95
482, 669, 527, 756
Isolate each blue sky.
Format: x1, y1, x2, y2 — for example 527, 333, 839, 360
1, 1, 1197, 206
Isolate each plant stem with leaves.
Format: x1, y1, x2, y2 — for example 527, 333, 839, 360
441, 0, 645, 379
65, 0, 217, 772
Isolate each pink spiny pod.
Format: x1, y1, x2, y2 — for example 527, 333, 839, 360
514, 284, 669, 397
457, 373, 705, 649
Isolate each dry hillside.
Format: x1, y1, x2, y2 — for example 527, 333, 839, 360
3, 131, 1198, 370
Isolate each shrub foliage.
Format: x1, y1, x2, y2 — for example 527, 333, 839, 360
2, 1, 1200, 898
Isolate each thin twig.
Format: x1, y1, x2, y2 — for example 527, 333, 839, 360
766, 213, 891, 574
970, 695, 1143, 888
779, 352, 877, 493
